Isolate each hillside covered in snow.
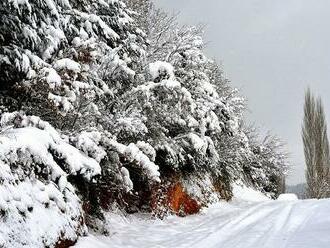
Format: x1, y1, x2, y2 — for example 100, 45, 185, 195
0, 0, 288, 247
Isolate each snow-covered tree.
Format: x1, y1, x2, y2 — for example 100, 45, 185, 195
122, 0, 289, 202
0, 0, 161, 217
0, 0, 146, 131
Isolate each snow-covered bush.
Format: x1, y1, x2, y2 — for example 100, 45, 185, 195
0, 112, 101, 180
0, 111, 162, 242
0, 112, 102, 247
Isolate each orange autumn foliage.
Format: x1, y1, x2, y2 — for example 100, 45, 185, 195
167, 183, 200, 216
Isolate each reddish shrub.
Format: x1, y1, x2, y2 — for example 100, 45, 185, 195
151, 179, 201, 217
167, 183, 201, 216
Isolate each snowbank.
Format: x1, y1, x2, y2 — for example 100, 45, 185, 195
277, 193, 298, 201
232, 183, 270, 202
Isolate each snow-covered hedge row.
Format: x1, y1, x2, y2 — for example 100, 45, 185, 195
0, 112, 163, 246
0, 0, 289, 244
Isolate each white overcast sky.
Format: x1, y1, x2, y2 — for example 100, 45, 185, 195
153, 0, 330, 185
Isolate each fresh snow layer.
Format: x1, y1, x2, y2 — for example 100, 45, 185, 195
232, 183, 270, 202
73, 198, 330, 248
54, 58, 81, 73
0, 126, 101, 180
277, 193, 299, 201
149, 61, 175, 80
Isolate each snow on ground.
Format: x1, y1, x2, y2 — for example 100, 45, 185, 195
277, 193, 299, 201
232, 183, 271, 202
73, 186, 330, 248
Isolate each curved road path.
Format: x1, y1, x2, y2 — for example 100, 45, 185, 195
74, 198, 330, 248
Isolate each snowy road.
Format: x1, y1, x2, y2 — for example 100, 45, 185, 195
74, 198, 330, 248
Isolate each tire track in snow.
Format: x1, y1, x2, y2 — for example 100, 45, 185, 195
206, 201, 294, 248
73, 199, 330, 248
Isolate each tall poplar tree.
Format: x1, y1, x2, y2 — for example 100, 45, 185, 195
302, 88, 330, 198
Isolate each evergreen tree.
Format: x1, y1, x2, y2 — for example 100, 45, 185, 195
0, 0, 146, 130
